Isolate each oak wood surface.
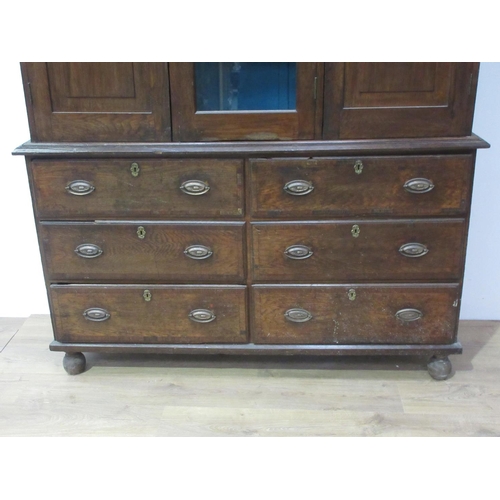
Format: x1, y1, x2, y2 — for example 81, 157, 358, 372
249, 155, 473, 218
251, 284, 460, 345
2, 315, 499, 436
13, 135, 490, 158
50, 285, 248, 344
323, 63, 479, 139
169, 63, 319, 141
30, 158, 244, 220
251, 219, 466, 282
22, 63, 171, 142
39, 221, 245, 283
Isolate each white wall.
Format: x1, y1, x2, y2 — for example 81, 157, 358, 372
0, 63, 498, 319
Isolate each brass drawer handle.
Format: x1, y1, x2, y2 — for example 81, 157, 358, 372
83, 307, 110, 322
180, 180, 210, 196
65, 180, 95, 196
284, 245, 313, 260
395, 308, 423, 322
285, 308, 313, 323
284, 180, 314, 196
399, 242, 429, 258
74, 243, 103, 259
404, 178, 435, 194
184, 244, 213, 260
189, 309, 216, 323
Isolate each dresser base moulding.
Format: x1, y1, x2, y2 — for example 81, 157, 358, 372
51, 341, 462, 379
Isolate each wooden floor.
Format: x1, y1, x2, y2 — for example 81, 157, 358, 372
0, 315, 499, 436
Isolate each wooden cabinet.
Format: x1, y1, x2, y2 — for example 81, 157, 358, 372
14, 62, 489, 379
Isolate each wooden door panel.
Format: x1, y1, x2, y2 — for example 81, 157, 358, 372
169, 62, 320, 141
323, 62, 479, 139
22, 62, 171, 142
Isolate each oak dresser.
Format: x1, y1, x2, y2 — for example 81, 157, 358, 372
14, 63, 489, 378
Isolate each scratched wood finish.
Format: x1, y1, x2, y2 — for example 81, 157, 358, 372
22, 63, 171, 142
249, 155, 473, 218
169, 63, 320, 141
39, 222, 245, 283
50, 285, 248, 344
30, 158, 244, 220
251, 284, 460, 345
323, 63, 479, 139
251, 219, 465, 282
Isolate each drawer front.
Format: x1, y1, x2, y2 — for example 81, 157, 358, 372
252, 285, 459, 344
31, 159, 244, 219
40, 222, 245, 282
251, 220, 465, 282
249, 155, 473, 218
50, 285, 248, 344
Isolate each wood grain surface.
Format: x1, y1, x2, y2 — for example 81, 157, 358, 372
249, 155, 473, 218
1, 315, 499, 436
30, 158, 244, 220
39, 221, 246, 283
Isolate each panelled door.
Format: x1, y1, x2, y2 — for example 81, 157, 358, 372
169, 62, 322, 141
323, 62, 479, 139
22, 63, 171, 142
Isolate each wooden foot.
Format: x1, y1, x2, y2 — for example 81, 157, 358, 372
63, 352, 86, 375
427, 355, 452, 380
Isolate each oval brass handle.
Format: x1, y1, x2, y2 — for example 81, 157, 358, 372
180, 180, 210, 196
65, 180, 95, 196
395, 308, 423, 322
284, 245, 313, 260
83, 307, 110, 322
74, 243, 103, 259
189, 309, 216, 323
284, 180, 314, 196
404, 178, 435, 194
399, 242, 429, 258
285, 308, 313, 323
184, 244, 213, 260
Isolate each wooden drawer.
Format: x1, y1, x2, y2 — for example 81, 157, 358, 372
249, 155, 473, 218
30, 158, 244, 219
39, 221, 245, 283
251, 219, 465, 282
50, 285, 248, 344
252, 284, 460, 344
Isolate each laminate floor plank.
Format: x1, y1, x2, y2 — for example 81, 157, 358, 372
0, 317, 27, 352
0, 315, 499, 436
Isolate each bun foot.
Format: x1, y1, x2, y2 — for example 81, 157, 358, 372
427, 355, 452, 380
63, 352, 86, 375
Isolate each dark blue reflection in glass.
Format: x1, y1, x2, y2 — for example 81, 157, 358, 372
195, 63, 296, 111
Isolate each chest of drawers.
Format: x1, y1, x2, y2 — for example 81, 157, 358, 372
14, 62, 489, 378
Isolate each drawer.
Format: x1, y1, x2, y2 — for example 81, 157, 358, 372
50, 285, 248, 344
30, 158, 244, 219
252, 284, 460, 344
249, 155, 473, 218
40, 222, 245, 283
251, 219, 465, 282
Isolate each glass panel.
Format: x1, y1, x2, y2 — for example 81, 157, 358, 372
195, 63, 296, 111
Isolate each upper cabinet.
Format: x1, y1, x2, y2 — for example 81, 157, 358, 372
22, 63, 171, 142
169, 62, 321, 141
323, 62, 479, 139
20, 62, 479, 143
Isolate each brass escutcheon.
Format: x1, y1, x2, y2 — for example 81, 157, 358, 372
348, 289, 356, 301
354, 160, 364, 174
143, 290, 152, 302
130, 162, 140, 177
351, 224, 360, 238
137, 226, 146, 239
